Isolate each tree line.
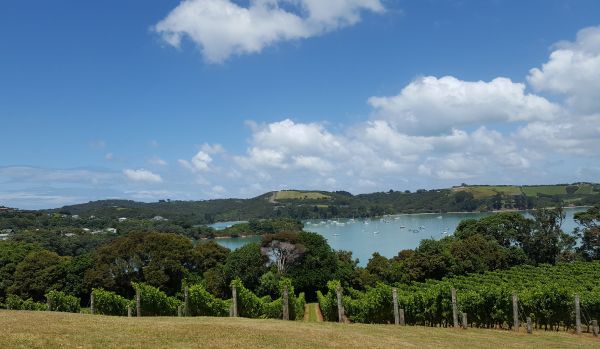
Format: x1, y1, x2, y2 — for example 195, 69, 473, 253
1, 206, 599, 309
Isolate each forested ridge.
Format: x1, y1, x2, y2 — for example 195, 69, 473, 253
27, 182, 600, 225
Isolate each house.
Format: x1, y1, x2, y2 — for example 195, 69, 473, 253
152, 216, 167, 221
105, 228, 117, 234
0, 234, 9, 241
118, 217, 128, 222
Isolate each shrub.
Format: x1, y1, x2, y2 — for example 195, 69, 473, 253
46, 290, 81, 313
92, 288, 130, 316
187, 284, 230, 317
132, 282, 181, 316
6, 294, 47, 311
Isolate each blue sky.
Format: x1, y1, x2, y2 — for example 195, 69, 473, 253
1, 0, 600, 209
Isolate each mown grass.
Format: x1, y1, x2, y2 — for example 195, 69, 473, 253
1, 310, 597, 349
274, 191, 330, 201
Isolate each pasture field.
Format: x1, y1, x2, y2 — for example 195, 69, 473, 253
0, 310, 597, 349
452, 185, 521, 199
273, 190, 331, 201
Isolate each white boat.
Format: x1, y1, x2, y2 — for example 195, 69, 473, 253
333, 233, 340, 236
373, 231, 379, 234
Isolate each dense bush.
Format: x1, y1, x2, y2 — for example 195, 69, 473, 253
46, 290, 80, 313
92, 288, 130, 316
187, 284, 230, 316
132, 282, 181, 316
5, 294, 48, 311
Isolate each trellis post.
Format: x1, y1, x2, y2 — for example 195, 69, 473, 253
462, 312, 468, 329
283, 285, 289, 321
575, 294, 581, 335
526, 317, 532, 334
399, 309, 406, 326
512, 292, 519, 332
592, 319, 598, 337
184, 286, 189, 317
451, 288, 459, 329
392, 288, 399, 325
231, 285, 238, 317
90, 292, 95, 315
136, 288, 141, 317
336, 287, 344, 323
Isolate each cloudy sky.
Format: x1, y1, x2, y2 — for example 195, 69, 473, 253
1, 0, 600, 209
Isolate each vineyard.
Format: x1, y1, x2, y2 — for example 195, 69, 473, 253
4, 278, 305, 322
319, 261, 600, 333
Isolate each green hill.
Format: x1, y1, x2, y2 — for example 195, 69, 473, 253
40, 183, 600, 225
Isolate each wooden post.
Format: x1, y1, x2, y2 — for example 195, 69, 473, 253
231, 285, 238, 317
47, 298, 51, 312
451, 288, 459, 329
526, 317, 532, 334
282, 285, 289, 321
127, 305, 132, 317
575, 294, 581, 335
184, 286, 189, 317
512, 293, 519, 332
462, 312, 468, 329
592, 319, 598, 337
90, 292, 95, 315
336, 287, 344, 323
136, 288, 141, 317
392, 288, 399, 325
399, 309, 406, 326
177, 305, 183, 317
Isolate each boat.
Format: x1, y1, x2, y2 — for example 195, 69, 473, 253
332, 233, 340, 236
436, 216, 443, 219
399, 225, 406, 229
373, 231, 379, 234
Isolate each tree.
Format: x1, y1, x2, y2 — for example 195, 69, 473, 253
287, 232, 339, 300
455, 212, 533, 248
0, 241, 41, 302
261, 232, 305, 275
192, 241, 230, 274
223, 243, 268, 293
524, 207, 571, 264
574, 206, 600, 260
9, 250, 70, 301
84, 232, 193, 297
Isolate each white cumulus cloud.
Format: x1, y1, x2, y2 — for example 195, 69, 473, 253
154, 0, 384, 63
123, 169, 163, 183
368, 76, 561, 135
528, 25, 600, 113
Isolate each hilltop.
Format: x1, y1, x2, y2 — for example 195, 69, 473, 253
40, 183, 600, 225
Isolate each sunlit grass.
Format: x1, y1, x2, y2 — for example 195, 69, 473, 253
1, 310, 597, 349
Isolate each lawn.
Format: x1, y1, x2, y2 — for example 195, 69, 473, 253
1, 310, 597, 349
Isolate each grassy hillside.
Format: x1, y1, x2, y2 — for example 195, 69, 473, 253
39, 183, 600, 224
453, 183, 599, 199
273, 190, 331, 201
1, 311, 596, 349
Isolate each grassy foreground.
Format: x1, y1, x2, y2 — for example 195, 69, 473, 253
1, 310, 597, 349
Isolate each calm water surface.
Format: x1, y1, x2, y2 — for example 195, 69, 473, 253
216, 208, 588, 266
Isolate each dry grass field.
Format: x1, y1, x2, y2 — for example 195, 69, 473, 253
1, 310, 598, 349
